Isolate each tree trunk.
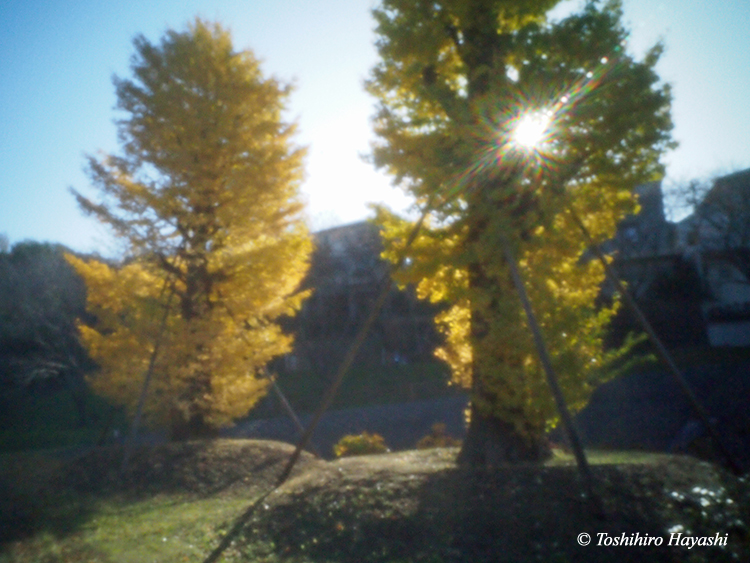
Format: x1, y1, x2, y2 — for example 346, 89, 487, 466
64, 371, 89, 428
458, 404, 551, 466
169, 368, 217, 441
170, 411, 218, 441
458, 256, 552, 466
458, 189, 551, 466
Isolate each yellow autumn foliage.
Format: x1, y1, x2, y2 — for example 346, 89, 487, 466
68, 20, 311, 435
368, 0, 675, 447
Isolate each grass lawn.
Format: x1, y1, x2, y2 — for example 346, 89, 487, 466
3, 494, 251, 563
1, 440, 748, 562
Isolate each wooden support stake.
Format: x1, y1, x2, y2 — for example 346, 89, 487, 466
121, 281, 175, 474
503, 240, 605, 518
570, 209, 743, 475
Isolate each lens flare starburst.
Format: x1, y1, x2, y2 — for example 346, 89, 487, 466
434, 54, 619, 204
512, 109, 553, 149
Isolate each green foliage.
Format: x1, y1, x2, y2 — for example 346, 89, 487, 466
68, 19, 311, 437
416, 423, 462, 449
333, 431, 390, 458
367, 0, 674, 454
0, 241, 91, 389
0, 386, 125, 453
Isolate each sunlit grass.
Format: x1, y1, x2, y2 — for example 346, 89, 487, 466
1, 493, 252, 563
546, 448, 677, 466
2, 442, 746, 562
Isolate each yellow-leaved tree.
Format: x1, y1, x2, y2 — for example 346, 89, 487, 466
367, 0, 674, 464
67, 19, 311, 440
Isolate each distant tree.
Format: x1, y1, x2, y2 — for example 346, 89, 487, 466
606, 255, 709, 349
367, 0, 674, 464
675, 169, 750, 285
68, 19, 311, 439
0, 242, 92, 424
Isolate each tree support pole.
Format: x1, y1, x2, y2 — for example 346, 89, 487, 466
264, 369, 305, 436
121, 281, 175, 474
274, 208, 431, 486
502, 240, 605, 518
121, 278, 314, 477
202, 208, 432, 563
569, 209, 743, 475
222, 303, 315, 456
261, 367, 321, 458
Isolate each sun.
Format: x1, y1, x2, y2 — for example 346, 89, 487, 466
512, 109, 552, 149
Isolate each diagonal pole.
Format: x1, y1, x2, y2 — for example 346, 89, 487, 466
202, 207, 432, 563
121, 279, 175, 474
263, 368, 306, 439
502, 238, 605, 517
221, 303, 315, 455
568, 208, 743, 475
261, 366, 321, 458
273, 208, 432, 486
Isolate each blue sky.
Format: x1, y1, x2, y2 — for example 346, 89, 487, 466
1, 0, 748, 255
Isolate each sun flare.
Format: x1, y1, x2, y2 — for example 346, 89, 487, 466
512, 110, 552, 149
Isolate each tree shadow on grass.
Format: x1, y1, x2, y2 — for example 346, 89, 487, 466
246, 458, 749, 563
58, 439, 319, 498
0, 471, 95, 545
0, 438, 321, 546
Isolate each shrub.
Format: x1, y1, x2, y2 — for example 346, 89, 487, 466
416, 423, 462, 450
333, 432, 389, 458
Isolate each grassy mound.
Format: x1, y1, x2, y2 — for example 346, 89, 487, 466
1, 440, 748, 562
241, 449, 750, 562
57, 439, 323, 498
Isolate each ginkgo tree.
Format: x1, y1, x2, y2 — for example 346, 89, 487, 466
367, 0, 674, 464
67, 19, 311, 440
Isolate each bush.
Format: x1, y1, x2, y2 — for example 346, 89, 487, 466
416, 423, 461, 449
333, 432, 389, 458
